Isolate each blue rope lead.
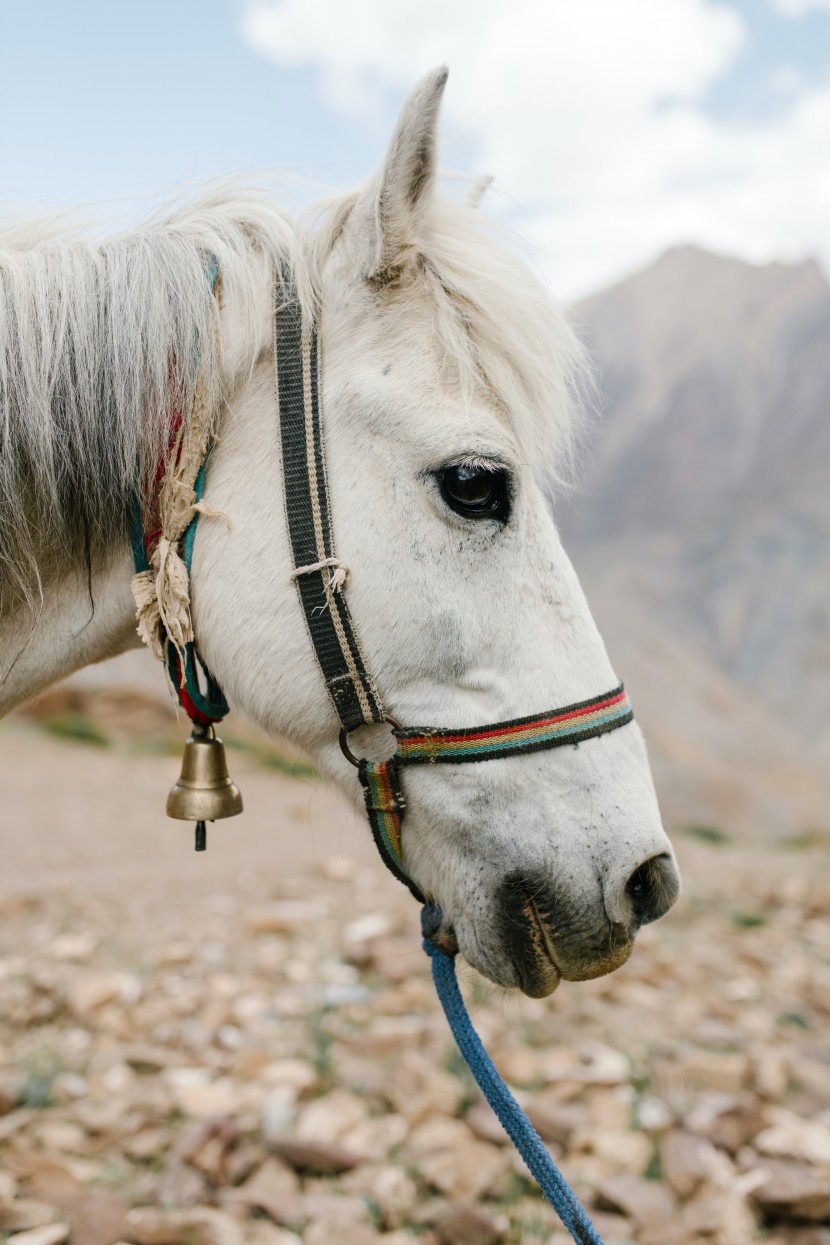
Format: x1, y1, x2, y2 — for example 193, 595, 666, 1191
423, 930, 605, 1245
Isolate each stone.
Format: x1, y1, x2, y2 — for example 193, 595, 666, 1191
122, 1208, 244, 1245
750, 1159, 830, 1222
33, 1120, 87, 1153
383, 1053, 466, 1124
269, 1138, 365, 1174
6, 1147, 82, 1202
295, 1090, 368, 1141
342, 912, 393, 945
539, 1042, 629, 1087
582, 1128, 652, 1175
344, 1113, 409, 1161
686, 1093, 765, 1155
319, 854, 356, 882
0, 1202, 61, 1233
524, 1100, 585, 1147
223, 1141, 262, 1187
497, 1047, 541, 1087
152, 1165, 211, 1209
595, 1174, 676, 1232
122, 1127, 169, 1161
260, 1086, 299, 1141
241, 1225, 301, 1245
68, 972, 141, 1017
63, 1189, 130, 1245
245, 901, 327, 933
0, 1171, 18, 1202
260, 1059, 317, 1093
0, 1110, 35, 1143
587, 1211, 635, 1244
123, 1043, 186, 1072
6, 1230, 69, 1245
303, 1225, 379, 1245
755, 1111, 830, 1166
635, 1096, 674, 1133
437, 1204, 504, 1245
416, 1137, 510, 1201
301, 1192, 372, 1230
661, 1129, 722, 1200
584, 1087, 635, 1134
751, 1046, 791, 1100
343, 1164, 419, 1230
48, 933, 97, 961
676, 1050, 749, 1094
169, 1075, 242, 1119
465, 1102, 508, 1147
682, 1186, 759, 1242
237, 1158, 302, 1224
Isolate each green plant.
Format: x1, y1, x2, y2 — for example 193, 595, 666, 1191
730, 909, 767, 929
682, 824, 731, 845
40, 712, 109, 747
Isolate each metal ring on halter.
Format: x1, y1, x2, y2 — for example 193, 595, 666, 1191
339, 715, 404, 768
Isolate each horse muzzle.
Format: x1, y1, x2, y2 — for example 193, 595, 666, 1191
495, 855, 680, 998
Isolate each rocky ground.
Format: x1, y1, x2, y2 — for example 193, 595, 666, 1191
1, 692, 829, 1245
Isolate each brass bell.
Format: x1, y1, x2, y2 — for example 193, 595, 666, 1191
167, 724, 243, 851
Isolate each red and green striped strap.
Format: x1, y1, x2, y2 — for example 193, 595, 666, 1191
396, 684, 632, 765
358, 757, 425, 902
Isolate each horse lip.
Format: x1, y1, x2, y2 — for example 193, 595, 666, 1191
523, 891, 560, 966
522, 890, 563, 985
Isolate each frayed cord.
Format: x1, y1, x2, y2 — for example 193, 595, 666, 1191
291, 557, 350, 593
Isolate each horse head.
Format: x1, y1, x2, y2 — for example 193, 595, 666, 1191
191, 69, 680, 997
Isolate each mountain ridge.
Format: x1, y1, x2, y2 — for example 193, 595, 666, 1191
563, 242, 830, 826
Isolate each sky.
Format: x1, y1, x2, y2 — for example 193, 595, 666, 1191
1, 0, 829, 300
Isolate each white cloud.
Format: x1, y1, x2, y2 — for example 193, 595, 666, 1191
771, 0, 830, 14
241, 0, 830, 299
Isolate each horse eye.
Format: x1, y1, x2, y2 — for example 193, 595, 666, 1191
440, 463, 509, 521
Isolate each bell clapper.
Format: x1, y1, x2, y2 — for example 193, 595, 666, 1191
195, 820, 207, 852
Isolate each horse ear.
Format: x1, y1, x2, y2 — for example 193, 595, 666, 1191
359, 66, 448, 283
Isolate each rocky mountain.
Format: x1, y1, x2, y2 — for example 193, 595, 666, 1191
561, 245, 830, 833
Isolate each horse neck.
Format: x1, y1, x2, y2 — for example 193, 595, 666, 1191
0, 242, 276, 717
0, 540, 140, 714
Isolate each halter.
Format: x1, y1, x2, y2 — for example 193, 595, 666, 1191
272, 262, 632, 902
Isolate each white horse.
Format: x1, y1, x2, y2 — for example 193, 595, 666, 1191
0, 69, 679, 997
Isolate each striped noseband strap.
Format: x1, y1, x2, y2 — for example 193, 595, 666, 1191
396, 685, 632, 764
273, 263, 635, 900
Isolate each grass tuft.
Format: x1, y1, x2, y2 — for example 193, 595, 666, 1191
729, 909, 767, 929
682, 823, 731, 846
40, 712, 110, 748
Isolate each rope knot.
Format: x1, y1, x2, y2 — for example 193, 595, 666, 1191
291, 556, 351, 594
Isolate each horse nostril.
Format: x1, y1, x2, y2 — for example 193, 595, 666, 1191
625, 852, 680, 928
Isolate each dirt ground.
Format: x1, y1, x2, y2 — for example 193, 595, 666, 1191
1, 700, 829, 1245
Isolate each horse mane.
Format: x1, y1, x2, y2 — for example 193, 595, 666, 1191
0, 183, 589, 615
